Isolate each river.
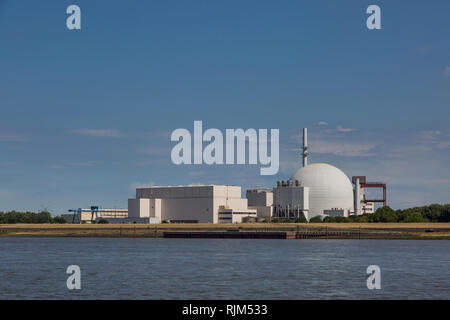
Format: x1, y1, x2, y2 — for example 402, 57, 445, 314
0, 237, 449, 299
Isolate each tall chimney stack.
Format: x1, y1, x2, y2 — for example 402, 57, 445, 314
355, 177, 361, 215
302, 128, 308, 167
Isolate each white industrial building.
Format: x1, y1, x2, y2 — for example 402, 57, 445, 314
128, 185, 257, 223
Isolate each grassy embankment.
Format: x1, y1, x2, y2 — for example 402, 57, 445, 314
1, 223, 450, 239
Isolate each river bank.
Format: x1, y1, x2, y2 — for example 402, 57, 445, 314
1, 223, 450, 239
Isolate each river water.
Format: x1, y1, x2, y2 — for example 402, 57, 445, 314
0, 237, 449, 299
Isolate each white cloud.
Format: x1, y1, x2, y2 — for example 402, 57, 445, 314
129, 182, 155, 191
187, 183, 207, 186
188, 171, 206, 178
311, 140, 376, 157
48, 164, 65, 169
49, 161, 100, 168
417, 130, 450, 149
420, 130, 441, 141
317, 121, 328, 126
142, 146, 170, 156
336, 126, 356, 133
131, 160, 156, 166
0, 134, 26, 141
444, 66, 450, 77
66, 161, 100, 167
0, 189, 15, 199
74, 129, 124, 137
142, 130, 172, 139
279, 160, 301, 174
437, 140, 450, 149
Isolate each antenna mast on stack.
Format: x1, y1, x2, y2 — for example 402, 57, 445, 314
302, 128, 308, 167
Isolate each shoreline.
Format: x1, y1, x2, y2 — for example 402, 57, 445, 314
1, 223, 450, 240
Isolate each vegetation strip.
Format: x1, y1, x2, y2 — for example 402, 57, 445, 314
1, 223, 449, 239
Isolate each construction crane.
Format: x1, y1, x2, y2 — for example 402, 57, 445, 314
68, 206, 107, 224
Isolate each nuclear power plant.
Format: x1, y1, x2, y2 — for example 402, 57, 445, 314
123, 128, 386, 223
66, 128, 386, 223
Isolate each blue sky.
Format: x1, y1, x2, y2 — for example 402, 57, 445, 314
0, 1, 449, 213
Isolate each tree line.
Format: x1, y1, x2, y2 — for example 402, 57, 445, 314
0, 211, 67, 224
272, 204, 450, 223
1, 204, 449, 224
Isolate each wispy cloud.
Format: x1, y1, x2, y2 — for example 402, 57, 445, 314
419, 130, 441, 141
188, 171, 206, 178
74, 129, 124, 137
141, 130, 172, 139
66, 161, 101, 167
444, 66, 450, 77
0, 189, 15, 199
129, 182, 155, 191
437, 140, 450, 149
417, 46, 430, 54
142, 146, 171, 156
49, 161, 101, 168
415, 130, 450, 150
0, 134, 26, 142
336, 125, 356, 133
279, 160, 301, 175
311, 140, 376, 157
317, 121, 328, 126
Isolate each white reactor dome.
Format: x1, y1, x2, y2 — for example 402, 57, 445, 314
290, 163, 354, 218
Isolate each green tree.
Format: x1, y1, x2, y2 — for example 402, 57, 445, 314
309, 216, 322, 223
51, 216, 67, 224
373, 206, 397, 222
323, 216, 336, 223
398, 211, 427, 222
438, 207, 450, 222
35, 211, 52, 223
334, 216, 347, 223
354, 215, 369, 223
